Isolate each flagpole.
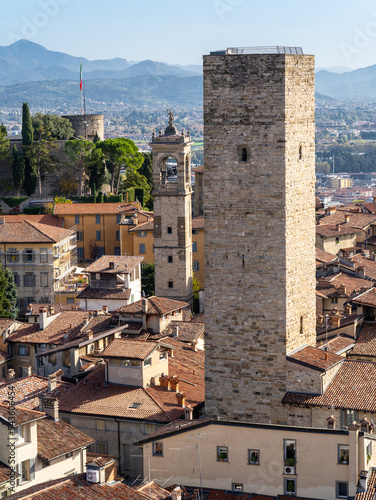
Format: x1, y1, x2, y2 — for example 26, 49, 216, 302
80, 60, 83, 114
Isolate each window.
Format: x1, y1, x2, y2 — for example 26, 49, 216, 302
66, 452, 73, 458
8, 249, 19, 262
128, 402, 142, 409
152, 442, 163, 456
62, 350, 71, 367
159, 352, 167, 361
96, 419, 105, 430
217, 446, 228, 462
40, 273, 48, 287
192, 241, 197, 252
97, 441, 108, 454
341, 410, 358, 428
75, 215, 80, 224
248, 449, 260, 465
144, 357, 152, 366
40, 249, 48, 262
67, 298, 75, 304
110, 359, 120, 366
77, 247, 84, 260
335, 237, 339, 245
241, 148, 248, 162
24, 273, 35, 287
336, 481, 348, 499
192, 229, 198, 235
23, 249, 34, 262
168, 255, 173, 263
367, 442, 373, 463
338, 445, 349, 464
116, 214, 121, 224
21, 459, 30, 482
96, 230, 102, 241
42, 459, 50, 468
139, 243, 146, 254
232, 484, 243, 492
193, 261, 199, 272
167, 226, 172, 234
18, 345, 29, 356
98, 247, 104, 257
284, 478, 296, 496
114, 246, 121, 256
116, 230, 120, 241
96, 215, 101, 224
131, 360, 141, 367
145, 423, 155, 434
76, 231, 82, 241
13, 273, 20, 286
284, 439, 296, 466
137, 231, 147, 237
168, 281, 173, 289
331, 298, 338, 304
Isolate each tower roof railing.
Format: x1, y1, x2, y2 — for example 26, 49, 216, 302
210, 46, 304, 55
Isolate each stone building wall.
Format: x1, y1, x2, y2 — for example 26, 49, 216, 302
62, 114, 104, 141
203, 52, 315, 424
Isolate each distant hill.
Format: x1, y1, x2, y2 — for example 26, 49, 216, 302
316, 65, 376, 101
0, 40, 201, 85
315, 66, 352, 74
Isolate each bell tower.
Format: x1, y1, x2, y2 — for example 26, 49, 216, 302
151, 111, 193, 304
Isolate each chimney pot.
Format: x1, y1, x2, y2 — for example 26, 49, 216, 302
48, 375, 57, 392
176, 392, 186, 408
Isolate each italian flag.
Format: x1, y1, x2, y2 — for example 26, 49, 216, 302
80, 62, 83, 91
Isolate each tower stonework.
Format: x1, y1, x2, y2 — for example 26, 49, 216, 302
204, 49, 316, 424
151, 114, 193, 304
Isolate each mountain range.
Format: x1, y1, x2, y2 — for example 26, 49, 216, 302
2, 40, 376, 106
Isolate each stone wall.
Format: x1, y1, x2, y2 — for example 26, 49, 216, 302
203, 52, 315, 424
62, 114, 104, 141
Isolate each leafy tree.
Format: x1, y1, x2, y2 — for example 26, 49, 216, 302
120, 170, 151, 207
0, 266, 18, 319
141, 263, 154, 297
25, 123, 58, 198
97, 138, 143, 195
139, 152, 153, 189
65, 139, 95, 196
32, 113, 74, 140
58, 173, 78, 196
22, 103, 38, 195
12, 147, 25, 196
315, 161, 331, 175
192, 275, 201, 313
86, 147, 106, 191
0, 123, 10, 162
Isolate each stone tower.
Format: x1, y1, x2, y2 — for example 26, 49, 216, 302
151, 112, 193, 304
203, 48, 316, 424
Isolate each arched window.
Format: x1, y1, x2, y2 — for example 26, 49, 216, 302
241, 148, 248, 162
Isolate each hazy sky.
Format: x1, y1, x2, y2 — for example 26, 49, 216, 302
1, 0, 376, 70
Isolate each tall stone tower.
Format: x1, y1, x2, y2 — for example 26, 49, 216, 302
204, 48, 316, 424
151, 112, 193, 304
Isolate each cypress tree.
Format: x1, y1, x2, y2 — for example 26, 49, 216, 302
12, 147, 25, 197
22, 103, 37, 195
0, 266, 18, 319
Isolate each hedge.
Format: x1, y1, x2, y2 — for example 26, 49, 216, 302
2, 197, 29, 207
23, 207, 41, 214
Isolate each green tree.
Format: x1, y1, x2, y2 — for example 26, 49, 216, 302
0, 266, 18, 319
31, 113, 74, 140
97, 138, 143, 195
192, 275, 201, 314
86, 147, 106, 191
0, 123, 10, 162
141, 263, 154, 297
139, 152, 153, 189
315, 161, 331, 174
65, 139, 95, 196
12, 147, 25, 196
120, 170, 151, 207
22, 103, 38, 195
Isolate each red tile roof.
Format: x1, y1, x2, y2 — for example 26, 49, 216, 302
136, 481, 171, 500
318, 335, 355, 355
6, 473, 153, 500
0, 461, 19, 485
316, 224, 358, 237
100, 339, 161, 360
129, 220, 155, 232
283, 360, 376, 412
0, 350, 11, 363
54, 202, 138, 215
117, 296, 189, 316
77, 288, 131, 300
351, 254, 376, 280
84, 255, 143, 274
350, 323, 376, 357
353, 288, 376, 307
37, 418, 94, 461
0, 220, 74, 243
287, 346, 343, 372
1, 214, 63, 227
319, 212, 376, 229
0, 402, 45, 426
356, 468, 376, 499
317, 272, 373, 297
0, 375, 73, 410
192, 215, 204, 229
316, 248, 338, 264
152, 321, 204, 343
0, 319, 17, 333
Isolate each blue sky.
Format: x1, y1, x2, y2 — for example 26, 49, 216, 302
1, 0, 376, 69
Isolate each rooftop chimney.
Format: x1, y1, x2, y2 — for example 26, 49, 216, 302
21, 364, 32, 377
102, 305, 109, 313
142, 298, 149, 314
336, 223, 341, 232
344, 304, 352, 315
356, 266, 366, 279
6, 369, 15, 382
173, 325, 179, 338
330, 314, 341, 328
326, 415, 337, 430
48, 305, 55, 315
344, 213, 350, 223
171, 486, 184, 500
39, 396, 59, 421
170, 377, 180, 393
39, 307, 48, 330
159, 375, 171, 390
48, 374, 57, 392
176, 392, 186, 408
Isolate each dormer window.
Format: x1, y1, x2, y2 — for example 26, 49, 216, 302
129, 402, 142, 409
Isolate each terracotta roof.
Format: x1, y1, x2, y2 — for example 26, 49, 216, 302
363, 202, 376, 214
0, 350, 11, 363
350, 323, 376, 357
84, 255, 143, 274
191, 313, 204, 323
0, 375, 73, 410
25, 303, 82, 315
86, 452, 117, 468
287, 346, 343, 372
316, 224, 359, 237
315, 289, 328, 299
129, 220, 155, 232
101, 339, 161, 360
351, 254, 376, 280
136, 481, 170, 500
54, 202, 138, 215
58, 339, 204, 422
318, 335, 355, 355
77, 288, 131, 300
7, 311, 113, 346
6, 473, 153, 500
37, 418, 94, 461
319, 212, 376, 229
1, 214, 63, 227
117, 296, 189, 316
152, 321, 204, 343
0, 220, 73, 243
192, 215, 204, 229
317, 272, 373, 297
356, 468, 376, 499
0, 319, 17, 333
0, 402, 45, 426
0, 461, 19, 485
315, 248, 338, 264
283, 360, 376, 412
316, 313, 359, 336
353, 288, 376, 307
